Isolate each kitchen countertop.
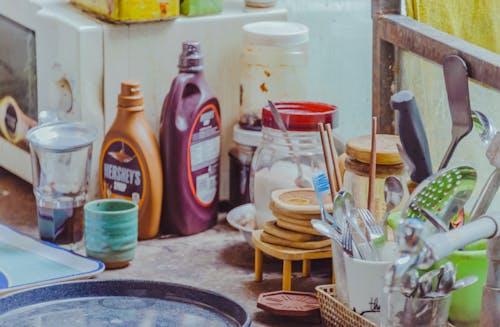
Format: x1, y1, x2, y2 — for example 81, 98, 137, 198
0, 168, 330, 327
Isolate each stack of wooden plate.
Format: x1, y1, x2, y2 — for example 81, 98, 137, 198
261, 189, 332, 250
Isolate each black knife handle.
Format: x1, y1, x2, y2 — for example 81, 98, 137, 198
390, 90, 433, 183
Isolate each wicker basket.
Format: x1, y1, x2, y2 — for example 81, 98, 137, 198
316, 284, 456, 327
316, 284, 376, 327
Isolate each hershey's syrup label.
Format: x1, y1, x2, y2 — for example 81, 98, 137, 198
188, 105, 221, 206
101, 140, 144, 205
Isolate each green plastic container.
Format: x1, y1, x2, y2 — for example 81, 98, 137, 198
439, 240, 487, 327
180, 0, 223, 16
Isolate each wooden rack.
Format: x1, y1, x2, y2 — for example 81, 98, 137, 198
372, 0, 500, 134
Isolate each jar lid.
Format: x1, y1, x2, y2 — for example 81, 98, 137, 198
243, 21, 309, 47
261, 101, 338, 132
233, 124, 262, 147
344, 156, 405, 177
345, 134, 402, 165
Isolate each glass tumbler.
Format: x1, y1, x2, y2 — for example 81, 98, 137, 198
382, 290, 452, 327
27, 121, 97, 251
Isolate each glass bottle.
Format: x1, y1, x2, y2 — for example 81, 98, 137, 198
228, 124, 261, 209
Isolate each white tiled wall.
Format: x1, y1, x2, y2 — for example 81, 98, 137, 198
277, 0, 373, 141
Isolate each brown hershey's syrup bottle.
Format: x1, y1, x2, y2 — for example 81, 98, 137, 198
99, 81, 163, 240
160, 41, 221, 235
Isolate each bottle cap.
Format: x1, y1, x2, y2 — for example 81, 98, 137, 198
179, 41, 203, 72
261, 101, 338, 132
243, 21, 309, 47
118, 80, 143, 109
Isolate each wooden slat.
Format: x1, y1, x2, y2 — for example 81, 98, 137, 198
371, 0, 400, 16
377, 14, 500, 91
371, 0, 400, 134
372, 35, 396, 134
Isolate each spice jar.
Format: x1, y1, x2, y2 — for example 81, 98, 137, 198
228, 124, 262, 209
239, 21, 309, 130
343, 134, 409, 221
250, 101, 338, 228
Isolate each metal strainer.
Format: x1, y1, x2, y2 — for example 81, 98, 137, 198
401, 166, 477, 229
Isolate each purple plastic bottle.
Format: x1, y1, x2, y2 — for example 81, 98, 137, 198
160, 41, 221, 235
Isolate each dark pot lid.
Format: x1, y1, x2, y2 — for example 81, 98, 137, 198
0, 279, 251, 327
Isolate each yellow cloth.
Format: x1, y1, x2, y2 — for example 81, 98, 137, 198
406, 0, 500, 54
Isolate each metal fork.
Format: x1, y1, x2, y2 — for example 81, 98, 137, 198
358, 208, 385, 249
341, 220, 354, 257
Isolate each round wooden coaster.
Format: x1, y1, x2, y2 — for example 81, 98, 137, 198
257, 290, 320, 317
270, 202, 319, 220
263, 221, 319, 242
271, 189, 332, 215
261, 231, 330, 250
276, 219, 322, 236
275, 215, 313, 227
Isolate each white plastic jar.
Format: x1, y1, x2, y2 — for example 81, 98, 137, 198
239, 21, 309, 130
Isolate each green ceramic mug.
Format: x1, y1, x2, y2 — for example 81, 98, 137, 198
387, 212, 487, 327
84, 199, 138, 269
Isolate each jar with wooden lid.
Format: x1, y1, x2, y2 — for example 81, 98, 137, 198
343, 134, 409, 221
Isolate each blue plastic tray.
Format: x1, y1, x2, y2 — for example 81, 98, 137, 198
0, 223, 104, 294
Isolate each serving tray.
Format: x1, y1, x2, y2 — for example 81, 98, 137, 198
0, 279, 252, 327
0, 223, 104, 294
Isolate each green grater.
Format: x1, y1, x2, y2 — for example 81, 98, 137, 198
401, 166, 477, 229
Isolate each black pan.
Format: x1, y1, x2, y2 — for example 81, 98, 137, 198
0, 279, 251, 327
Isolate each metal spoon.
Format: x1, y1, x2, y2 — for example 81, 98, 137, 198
267, 100, 311, 188
447, 276, 478, 293
470, 111, 500, 220
382, 176, 404, 228
417, 269, 441, 297
436, 261, 456, 294
472, 110, 496, 145
425, 276, 478, 298
435, 265, 445, 291
400, 269, 419, 297
439, 55, 473, 170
